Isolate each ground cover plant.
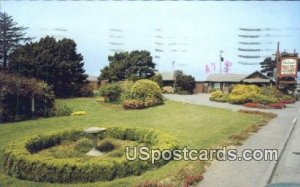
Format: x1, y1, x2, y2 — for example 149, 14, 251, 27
0, 98, 274, 186
210, 85, 296, 109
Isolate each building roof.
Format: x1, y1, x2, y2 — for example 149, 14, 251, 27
205, 73, 247, 82
87, 75, 98, 82
158, 72, 174, 81
205, 71, 274, 83
243, 78, 271, 83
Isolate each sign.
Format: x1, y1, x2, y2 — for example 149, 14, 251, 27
278, 57, 298, 78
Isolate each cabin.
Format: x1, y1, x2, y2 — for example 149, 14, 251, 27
159, 72, 175, 87
205, 71, 274, 93
86, 75, 100, 90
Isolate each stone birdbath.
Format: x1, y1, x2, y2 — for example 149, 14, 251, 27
84, 127, 106, 156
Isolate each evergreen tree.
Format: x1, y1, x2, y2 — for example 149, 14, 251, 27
174, 70, 195, 94
99, 50, 156, 82
8, 36, 87, 97
260, 57, 276, 78
0, 12, 31, 70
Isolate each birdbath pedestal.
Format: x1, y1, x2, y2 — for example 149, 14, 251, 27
84, 127, 106, 156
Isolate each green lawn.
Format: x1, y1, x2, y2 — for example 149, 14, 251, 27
0, 98, 270, 187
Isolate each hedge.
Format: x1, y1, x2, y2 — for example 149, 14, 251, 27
1, 127, 178, 183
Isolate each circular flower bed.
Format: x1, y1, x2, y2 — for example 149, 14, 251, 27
1, 127, 178, 183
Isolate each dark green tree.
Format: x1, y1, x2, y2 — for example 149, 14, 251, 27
0, 12, 31, 70
260, 57, 276, 78
8, 36, 87, 97
99, 50, 156, 82
150, 74, 163, 88
174, 70, 195, 94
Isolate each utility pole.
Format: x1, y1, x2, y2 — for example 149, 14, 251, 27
275, 42, 280, 90
172, 61, 176, 91
219, 50, 224, 74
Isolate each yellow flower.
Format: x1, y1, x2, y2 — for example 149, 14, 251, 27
71, 111, 87, 116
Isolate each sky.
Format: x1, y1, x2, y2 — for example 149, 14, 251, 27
2, 1, 300, 80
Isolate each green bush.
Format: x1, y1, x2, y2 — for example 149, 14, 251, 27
261, 86, 279, 97
79, 84, 94, 97
0, 73, 55, 122
228, 84, 262, 104
98, 83, 122, 102
216, 94, 229, 102
282, 94, 294, 100
119, 80, 135, 102
130, 79, 163, 105
174, 70, 195, 94
53, 103, 73, 117
1, 127, 178, 183
209, 90, 223, 101
252, 94, 278, 105
209, 90, 229, 102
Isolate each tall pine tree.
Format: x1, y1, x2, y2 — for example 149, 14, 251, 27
0, 12, 31, 70
260, 57, 276, 78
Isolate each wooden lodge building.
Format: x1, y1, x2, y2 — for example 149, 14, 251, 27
204, 71, 275, 93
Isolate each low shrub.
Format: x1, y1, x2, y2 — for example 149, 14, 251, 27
98, 83, 122, 102
268, 103, 286, 109
162, 86, 174, 94
217, 94, 229, 102
209, 90, 223, 101
144, 97, 162, 107
1, 127, 178, 183
79, 84, 94, 97
252, 94, 278, 105
228, 84, 262, 104
243, 102, 260, 108
282, 94, 294, 100
261, 86, 282, 98
122, 99, 145, 110
54, 103, 73, 117
280, 99, 295, 104
209, 90, 228, 102
119, 80, 135, 102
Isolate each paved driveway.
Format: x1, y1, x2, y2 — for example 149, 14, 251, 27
164, 93, 280, 113
164, 94, 300, 187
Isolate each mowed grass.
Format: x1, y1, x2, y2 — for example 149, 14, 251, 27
0, 98, 268, 187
